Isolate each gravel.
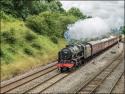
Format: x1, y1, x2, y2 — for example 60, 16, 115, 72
95, 57, 124, 93
111, 74, 124, 93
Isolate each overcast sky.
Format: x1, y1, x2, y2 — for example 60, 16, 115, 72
61, 1, 124, 29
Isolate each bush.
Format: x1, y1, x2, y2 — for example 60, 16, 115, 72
51, 36, 58, 44
26, 16, 48, 35
24, 31, 37, 41
24, 48, 33, 55
0, 48, 14, 64
0, 11, 16, 21
0, 48, 4, 57
31, 42, 42, 50
7, 47, 16, 54
1, 29, 17, 44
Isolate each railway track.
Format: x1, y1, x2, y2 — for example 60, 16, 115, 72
26, 73, 70, 93
3, 55, 95, 93
4, 65, 79, 93
75, 52, 123, 94
25, 61, 94, 93
0, 63, 57, 93
0, 55, 99, 93
110, 72, 124, 93
27, 53, 123, 93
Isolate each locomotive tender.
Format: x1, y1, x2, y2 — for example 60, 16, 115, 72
57, 36, 120, 72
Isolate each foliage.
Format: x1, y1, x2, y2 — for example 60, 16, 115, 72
24, 31, 37, 41
31, 42, 42, 50
0, 0, 64, 20
30, 1, 49, 15
51, 36, 58, 44
0, 19, 66, 65
67, 7, 86, 19
1, 29, 17, 44
23, 48, 33, 55
0, 0, 30, 20
0, 0, 86, 64
121, 26, 125, 35
0, 11, 16, 21
26, 11, 77, 39
123, 28, 125, 35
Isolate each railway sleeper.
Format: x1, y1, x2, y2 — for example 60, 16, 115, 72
80, 87, 97, 94
98, 73, 108, 77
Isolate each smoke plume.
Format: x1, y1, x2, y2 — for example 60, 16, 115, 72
62, 1, 124, 43
64, 17, 111, 43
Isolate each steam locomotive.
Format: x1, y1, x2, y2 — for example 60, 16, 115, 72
57, 36, 121, 72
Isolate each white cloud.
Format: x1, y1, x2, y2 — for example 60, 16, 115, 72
61, 1, 124, 29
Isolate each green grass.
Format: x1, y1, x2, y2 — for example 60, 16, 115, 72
1, 19, 66, 80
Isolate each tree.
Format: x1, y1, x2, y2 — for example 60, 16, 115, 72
30, 1, 49, 15
67, 7, 86, 19
0, 0, 65, 20
26, 11, 78, 38
0, 0, 32, 20
121, 26, 125, 35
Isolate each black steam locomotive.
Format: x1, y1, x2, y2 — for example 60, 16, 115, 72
57, 36, 120, 72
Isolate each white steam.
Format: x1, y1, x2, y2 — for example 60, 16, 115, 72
64, 17, 110, 42
62, 1, 124, 43
61, 1, 124, 29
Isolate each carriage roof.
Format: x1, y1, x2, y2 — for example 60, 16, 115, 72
88, 36, 117, 45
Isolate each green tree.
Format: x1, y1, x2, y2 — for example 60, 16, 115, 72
0, 0, 65, 20
67, 7, 86, 19
48, 1, 64, 13
122, 26, 125, 35
26, 11, 78, 38
29, 1, 49, 15
0, 0, 32, 19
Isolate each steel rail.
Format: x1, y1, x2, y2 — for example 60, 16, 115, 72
109, 72, 124, 93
